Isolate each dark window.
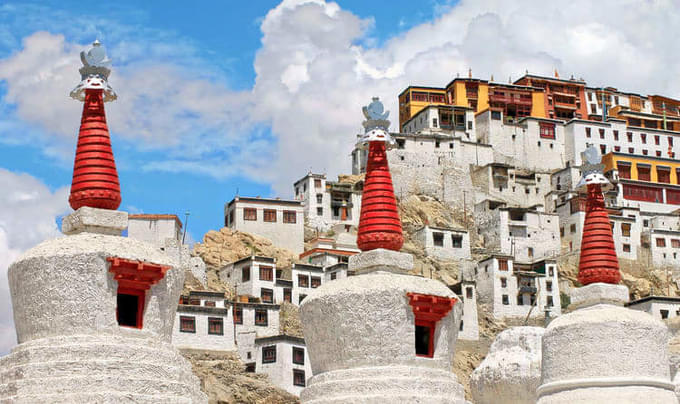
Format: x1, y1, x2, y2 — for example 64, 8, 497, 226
500, 278, 507, 288
599, 128, 605, 138
242, 267, 250, 282
658, 168, 671, 184
298, 274, 309, 288
311, 276, 321, 288
245, 363, 255, 373
627, 132, 633, 142
263, 209, 277, 222
117, 292, 142, 328
208, 317, 224, 335
433, 232, 444, 247
244, 208, 257, 221
314, 179, 322, 188
189, 298, 200, 305
613, 130, 619, 140
292, 347, 305, 365
661, 310, 669, 319
655, 135, 660, 145
466, 287, 473, 299
233, 306, 243, 324
452, 235, 463, 248
547, 296, 554, 307
330, 272, 337, 280
546, 281, 553, 292
316, 194, 322, 204
262, 346, 276, 363
299, 294, 307, 304
415, 324, 433, 357
638, 165, 651, 181
204, 300, 216, 307
283, 289, 292, 302
498, 259, 508, 271
641, 133, 647, 143
570, 224, 576, 233
261, 288, 273, 303
255, 309, 268, 326
316, 207, 323, 216
260, 266, 273, 281
502, 295, 509, 305
618, 163, 631, 179
623, 244, 631, 252
585, 127, 591, 138
293, 370, 306, 387
283, 210, 297, 223
180, 316, 196, 333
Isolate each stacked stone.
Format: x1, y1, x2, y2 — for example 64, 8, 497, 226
69, 88, 121, 210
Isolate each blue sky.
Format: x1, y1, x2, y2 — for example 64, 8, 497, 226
0, 0, 455, 242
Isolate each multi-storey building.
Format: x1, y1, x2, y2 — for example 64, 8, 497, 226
626, 296, 680, 321
414, 225, 471, 261
220, 256, 279, 303
293, 173, 362, 231
514, 74, 588, 120
255, 335, 312, 395
225, 196, 304, 254
398, 86, 447, 130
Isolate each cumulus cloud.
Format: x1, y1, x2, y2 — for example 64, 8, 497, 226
2, 0, 680, 194
0, 169, 70, 354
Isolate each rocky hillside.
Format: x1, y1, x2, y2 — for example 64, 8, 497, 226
181, 349, 299, 404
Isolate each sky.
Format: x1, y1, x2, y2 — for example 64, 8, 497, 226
1, 0, 679, 353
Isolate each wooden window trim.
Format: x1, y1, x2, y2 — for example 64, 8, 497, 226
255, 309, 268, 326
292, 347, 305, 365
262, 346, 276, 364
244, 208, 257, 221
293, 369, 306, 387
233, 306, 243, 324
180, 315, 196, 333
208, 317, 224, 335
263, 209, 277, 223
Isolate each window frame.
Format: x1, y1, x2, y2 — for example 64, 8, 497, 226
233, 306, 243, 324
263, 209, 277, 223
283, 210, 297, 224
293, 369, 306, 387
259, 266, 274, 281
262, 345, 277, 364
179, 316, 196, 333
255, 309, 268, 326
292, 347, 305, 365
208, 317, 224, 335
244, 208, 257, 221
260, 288, 274, 303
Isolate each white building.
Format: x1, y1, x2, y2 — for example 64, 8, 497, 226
173, 291, 234, 351
415, 225, 471, 261
475, 255, 561, 320
128, 213, 183, 245
225, 196, 304, 254
299, 232, 360, 267
450, 281, 479, 341
220, 256, 279, 303
294, 173, 362, 231
475, 202, 560, 263
471, 164, 553, 209
626, 296, 680, 321
255, 335, 312, 396
645, 229, 680, 268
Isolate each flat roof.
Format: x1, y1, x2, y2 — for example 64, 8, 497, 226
398, 85, 446, 98
189, 291, 226, 298
226, 196, 302, 208
129, 214, 182, 228
416, 224, 468, 233
292, 263, 325, 272
293, 172, 326, 186
444, 77, 489, 89
626, 295, 680, 306
228, 255, 276, 266
514, 73, 586, 85
255, 334, 305, 345
177, 305, 229, 315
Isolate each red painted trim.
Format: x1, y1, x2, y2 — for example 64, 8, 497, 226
406, 293, 457, 358
117, 287, 145, 329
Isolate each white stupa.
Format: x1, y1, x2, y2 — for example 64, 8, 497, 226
0, 41, 206, 403
298, 99, 467, 403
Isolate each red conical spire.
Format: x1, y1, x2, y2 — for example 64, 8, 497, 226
578, 183, 620, 285
69, 88, 121, 210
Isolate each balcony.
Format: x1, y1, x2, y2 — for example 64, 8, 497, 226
489, 94, 532, 105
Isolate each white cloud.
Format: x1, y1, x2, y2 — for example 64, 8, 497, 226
0, 168, 70, 354
2, 0, 680, 195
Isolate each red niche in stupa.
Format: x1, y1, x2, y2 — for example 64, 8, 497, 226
356, 140, 403, 252
68, 88, 121, 210
577, 183, 620, 285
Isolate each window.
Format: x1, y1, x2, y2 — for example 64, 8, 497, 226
491, 111, 501, 120
435, 140, 440, 148
293, 370, 306, 387
615, 146, 621, 152
588, 92, 593, 101
637, 165, 651, 181
311, 276, 321, 288
330, 272, 337, 280
452, 235, 463, 248
262, 346, 276, 363
623, 244, 631, 252
627, 132, 633, 142
658, 168, 671, 184
299, 294, 307, 304
599, 128, 605, 139
263, 209, 276, 222
547, 281, 553, 292
644, 219, 649, 227
498, 259, 508, 271
517, 295, 524, 305
570, 224, 576, 233
314, 179, 322, 188
298, 274, 309, 288
415, 324, 434, 357
641, 133, 647, 143
657, 238, 667, 247
292, 347, 305, 365
433, 232, 444, 247
560, 227, 564, 237
590, 104, 597, 114
283, 288, 292, 302
255, 309, 268, 326
549, 267, 555, 276
661, 310, 669, 320
117, 291, 143, 328
283, 210, 297, 223
547, 296, 554, 307
528, 247, 534, 258
621, 223, 631, 237
261, 288, 273, 303
233, 306, 243, 324
466, 287, 473, 298
628, 147, 634, 154
643, 149, 648, 155
189, 298, 200, 306
502, 295, 509, 305
655, 135, 660, 145
500, 278, 507, 288
657, 151, 662, 157
460, 320, 464, 331
242, 267, 250, 282
672, 239, 680, 248
316, 207, 323, 216
670, 137, 674, 146
617, 163, 631, 179
260, 266, 273, 281
204, 300, 216, 307
244, 208, 257, 221
540, 123, 555, 139
613, 130, 619, 140
316, 194, 322, 204
585, 127, 591, 137
600, 144, 606, 154
208, 317, 224, 335
180, 316, 196, 333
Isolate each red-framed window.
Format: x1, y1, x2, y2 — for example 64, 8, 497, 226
263, 209, 277, 222
617, 163, 631, 179
585, 127, 591, 138
259, 266, 273, 281
116, 288, 145, 329
311, 276, 321, 288
292, 347, 305, 365
498, 259, 509, 271
283, 288, 292, 302
637, 165, 651, 181
204, 300, 216, 307
179, 296, 189, 305
298, 274, 309, 288
615, 146, 621, 152
180, 316, 196, 333
244, 208, 257, 221
658, 167, 671, 184
283, 210, 297, 224
314, 179, 322, 188
255, 309, 268, 326
641, 133, 647, 143
599, 128, 605, 139
622, 184, 663, 203
261, 288, 273, 303
672, 239, 680, 248
262, 346, 276, 363
539, 123, 555, 139
627, 132, 633, 142
655, 135, 660, 145
670, 189, 680, 205
407, 293, 456, 358
613, 130, 619, 141
669, 137, 674, 146
208, 317, 224, 335
657, 151, 663, 157
233, 306, 243, 324
293, 370, 306, 387
657, 238, 667, 247
242, 267, 250, 282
